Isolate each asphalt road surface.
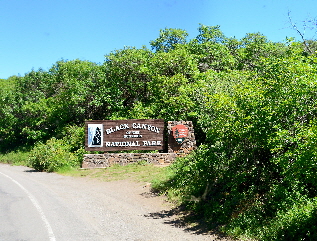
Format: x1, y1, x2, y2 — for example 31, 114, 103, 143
0, 163, 228, 241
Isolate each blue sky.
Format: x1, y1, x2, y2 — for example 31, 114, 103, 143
1, 0, 317, 79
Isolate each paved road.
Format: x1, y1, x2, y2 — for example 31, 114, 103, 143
0, 164, 226, 241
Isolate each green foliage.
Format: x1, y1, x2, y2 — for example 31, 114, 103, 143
29, 138, 78, 172
28, 125, 84, 172
1, 24, 317, 240
154, 48, 317, 240
148, 45, 198, 78
104, 47, 153, 118
0, 83, 18, 150
261, 196, 317, 240
195, 24, 226, 44
225, 186, 317, 240
144, 74, 197, 120
189, 24, 236, 72
0, 150, 30, 166
150, 28, 188, 52
46, 59, 111, 124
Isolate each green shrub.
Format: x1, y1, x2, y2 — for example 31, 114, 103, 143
28, 138, 80, 172
264, 197, 317, 240
225, 190, 317, 241
153, 54, 317, 240
28, 125, 85, 172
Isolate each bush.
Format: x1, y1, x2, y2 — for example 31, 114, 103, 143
28, 138, 80, 172
28, 125, 85, 172
263, 197, 317, 240
153, 54, 317, 240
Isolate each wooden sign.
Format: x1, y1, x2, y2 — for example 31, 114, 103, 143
172, 124, 188, 144
85, 119, 165, 151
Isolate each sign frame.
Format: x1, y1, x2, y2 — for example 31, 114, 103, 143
85, 119, 165, 151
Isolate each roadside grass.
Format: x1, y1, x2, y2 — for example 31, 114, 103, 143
57, 161, 171, 184
0, 149, 172, 189
0, 150, 30, 166
0, 150, 174, 195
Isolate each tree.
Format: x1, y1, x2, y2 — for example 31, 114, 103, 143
103, 47, 153, 117
0, 76, 19, 151
195, 24, 226, 44
150, 28, 188, 52
236, 32, 288, 70
288, 11, 316, 54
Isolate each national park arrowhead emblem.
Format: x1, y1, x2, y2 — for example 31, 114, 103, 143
172, 124, 188, 144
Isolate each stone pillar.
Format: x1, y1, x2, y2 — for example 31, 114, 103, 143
167, 121, 196, 156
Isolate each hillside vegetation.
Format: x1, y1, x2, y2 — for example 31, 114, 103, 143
1, 24, 317, 240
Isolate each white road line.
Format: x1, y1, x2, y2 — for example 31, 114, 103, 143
0, 171, 56, 241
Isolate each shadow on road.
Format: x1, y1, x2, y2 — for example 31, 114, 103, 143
24, 169, 41, 173
144, 206, 234, 240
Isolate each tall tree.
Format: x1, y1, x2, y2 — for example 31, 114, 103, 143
150, 28, 188, 52
195, 24, 226, 44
